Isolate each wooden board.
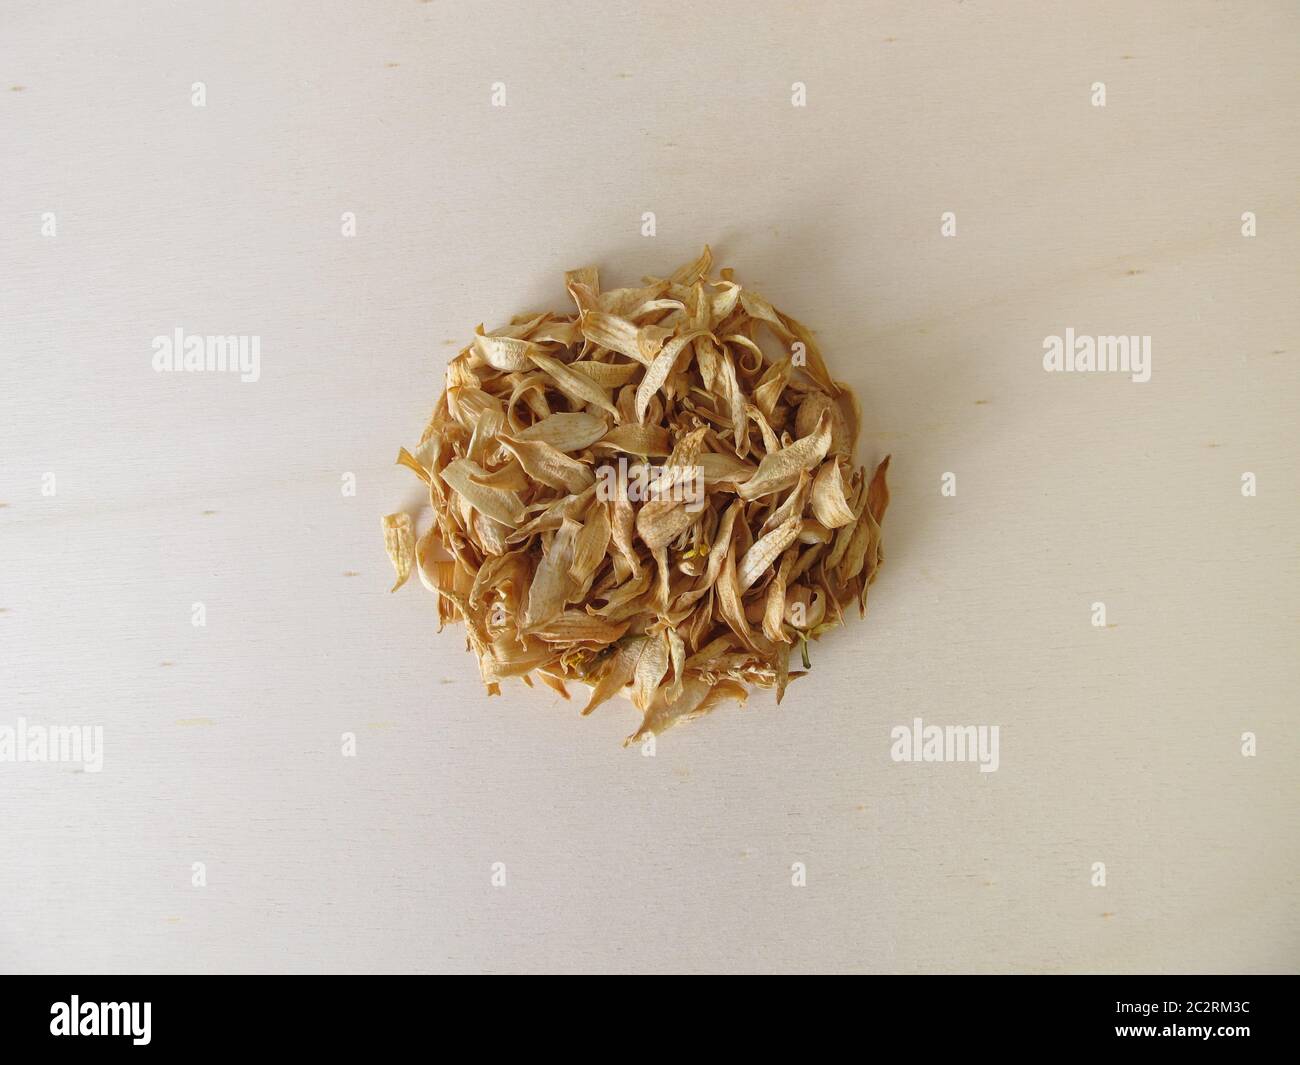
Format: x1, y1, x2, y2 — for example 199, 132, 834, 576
0, 0, 1296, 973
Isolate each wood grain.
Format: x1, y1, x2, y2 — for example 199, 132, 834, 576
0, 0, 1296, 973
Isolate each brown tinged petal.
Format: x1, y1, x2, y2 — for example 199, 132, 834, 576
521, 522, 578, 631
737, 409, 833, 500
514, 412, 608, 451
569, 503, 612, 585
395, 447, 432, 485
636, 500, 698, 552
810, 458, 856, 528
595, 424, 672, 457
471, 334, 539, 373
625, 676, 746, 745
527, 351, 621, 420
580, 311, 654, 365
737, 515, 803, 593
497, 435, 595, 495
382, 513, 415, 592
580, 635, 646, 716
631, 630, 671, 712
717, 537, 759, 651
634, 330, 707, 423
532, 611, 629, 646
669, 245, 713, 286
440, 458, 527, 527
564, 265, 599, 298
867, 454, 892, 525
569, 360, 641, 389
763, 548, 798, 644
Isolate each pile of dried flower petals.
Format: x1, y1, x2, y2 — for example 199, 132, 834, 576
384, 247, 890, 744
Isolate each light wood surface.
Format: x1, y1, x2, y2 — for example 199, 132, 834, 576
1, 1, 1296, 973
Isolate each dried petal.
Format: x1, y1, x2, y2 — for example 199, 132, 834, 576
634, 330, 706, 423
625, 677, 746, 745
471, 334, 538, 373
381, 513, 415, 592
580, 311, 653, 365
811, 459, 856, 528
581, 636, 646, 716
514, 412, 608, 451
527, 351, 621, 419
497, 435, 595, 494
737, 409, 833, 500
737, 515, 802, 593
631, 631, 671, 712
595, 424, 671, 457
440, 458, 526, 526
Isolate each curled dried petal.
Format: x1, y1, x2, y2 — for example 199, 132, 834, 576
631, 631, 671, 712
634, 330, 706, 423
527, 351, 621, 420
440, 458, 526, 526
497, 435, 595, 494
625, 677, 746, 745
580, 311, 654, 365
737, 515, 802, 593
514, 412, 608, 451
737, 409, 833, 500
595, 424, 672, 457
811, 459, 856, 528
382, 513, 415, 592
471, 334, 538, 373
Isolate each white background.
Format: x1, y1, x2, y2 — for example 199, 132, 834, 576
1, 1, 1297, 973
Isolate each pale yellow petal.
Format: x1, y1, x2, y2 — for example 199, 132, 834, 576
381, 512, 415, 592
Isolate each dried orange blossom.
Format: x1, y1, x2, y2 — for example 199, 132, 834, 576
384, 247, 890, 743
